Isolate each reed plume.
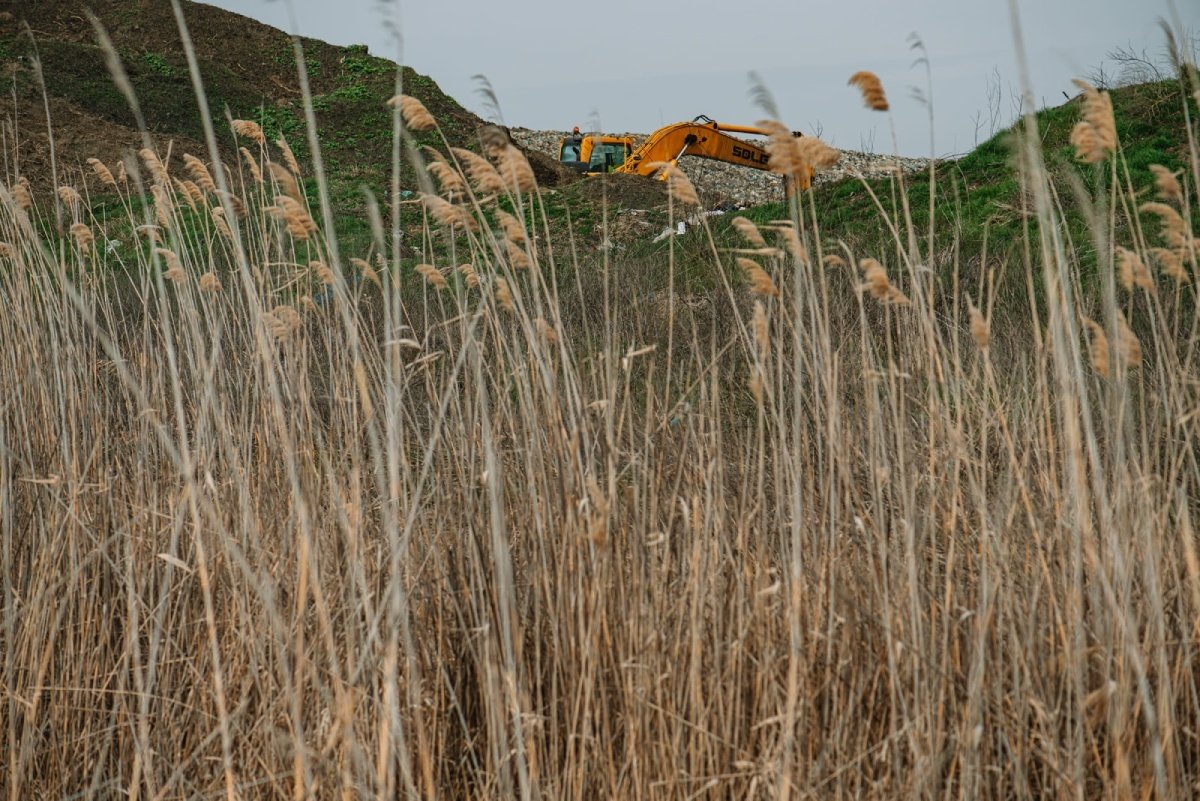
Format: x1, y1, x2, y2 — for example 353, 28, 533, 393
199, 272, 222, 292
859, 258, 910, 305
458, 263, 480, 288
1149, 164, 1182, 202
427, 160, 466, 198
648, 162, 700, 206
156, 248, 186, 284
57, 185, 81, 214
240, 147, 264, 184
848, 71, 889, 111
183, 153, 216, 193
350, 257, 381, 287
416, 263, 448, 290
268, 161, 302, 203
86, 157, 117, 188
968, 301, 990, 350
1116, 246, 1154, 292
1140, 202, 1189, 249
1149, 247, 1190, 283
276, 136, 301, 175
69, 222, 93, 250
732, 216, 766, 247
1083, 318, 1110, 378
495, 276, 514, 311
498, 145, 537, 193
535, 317, 557, 344
138, 148, 170, 185
388, 94, 436, 131
451, 148, 506, 195
506, 239, 531, 269
737, 257, 780, 297
1116, 311, 1141, 367
1069, 79, 1116, 163
496, 209, 526, 244
232, 119, 266, 145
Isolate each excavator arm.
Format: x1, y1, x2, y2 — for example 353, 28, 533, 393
616, 116, 811, 191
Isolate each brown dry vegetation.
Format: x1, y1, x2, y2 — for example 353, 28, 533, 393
3, 4, 1200, 801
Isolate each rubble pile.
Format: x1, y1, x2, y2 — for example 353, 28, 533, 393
510, 127, 931, 209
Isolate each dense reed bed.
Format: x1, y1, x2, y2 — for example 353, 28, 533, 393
3, 5, 1200, 798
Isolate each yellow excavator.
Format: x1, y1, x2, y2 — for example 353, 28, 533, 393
558, 115, 812, 190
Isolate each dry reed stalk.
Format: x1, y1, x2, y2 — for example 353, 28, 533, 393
240, 147, 264, 184
199, 272, 222, 292
451, 148, 506, 195
276, 137, 301, 175
737, 257, 780, 297
458, 264, 480, 288
350, 257, 382, 287
232, 119, 266, 145
416, 263, 448, 290
732, 216, 766, 247
496, 209, 526, 244
69, 222, 93, 250
1083, 317, 1111, 378
268, 161, 302, 203
495, 277, 514, 311
1069, 79, 1117, 163
1149, 164, 1182, 202
1116, 246, 1155, 292
848, 71, 889, 111
86, 157, 117, 188
183, 153, 217, 193
859, 258, 910, 305
388, 94, 436, 131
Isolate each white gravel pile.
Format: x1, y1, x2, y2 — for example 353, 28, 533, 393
510, 127, 931, 208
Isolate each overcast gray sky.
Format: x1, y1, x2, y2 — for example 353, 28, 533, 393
201, 0, 1198, 156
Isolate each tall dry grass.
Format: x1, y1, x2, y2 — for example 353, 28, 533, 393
2, 4, 1200, 799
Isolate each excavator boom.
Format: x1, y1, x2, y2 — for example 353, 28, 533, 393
615, 116, 810, 191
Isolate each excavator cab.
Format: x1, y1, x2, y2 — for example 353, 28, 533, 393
558, 134, 634, 175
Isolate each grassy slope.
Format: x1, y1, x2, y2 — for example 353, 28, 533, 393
685, 79, 1199, 303
0, 0, 482, 246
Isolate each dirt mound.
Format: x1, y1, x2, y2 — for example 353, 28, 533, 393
565, 172, 668, 209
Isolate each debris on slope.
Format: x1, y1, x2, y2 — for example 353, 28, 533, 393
510, 127, 931, 209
